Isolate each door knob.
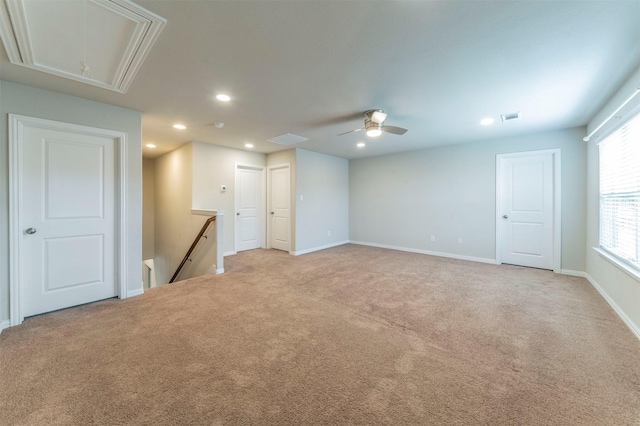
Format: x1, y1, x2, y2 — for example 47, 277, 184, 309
270, 212, 274, 215
502, 215, 508, 219
236, 212, 240, 216
25, 227, 37, 234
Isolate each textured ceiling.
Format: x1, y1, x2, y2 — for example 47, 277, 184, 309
1, 0, 639, 159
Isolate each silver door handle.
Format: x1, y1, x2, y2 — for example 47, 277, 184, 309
25, 227, 37, 234
502, 215, 508, 219
270, 212, 274, 215
236, 212, 240, 216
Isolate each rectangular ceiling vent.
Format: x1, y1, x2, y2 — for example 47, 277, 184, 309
0, 0, 166, 93
501, 112, 521, 122
267, 133, 309, 145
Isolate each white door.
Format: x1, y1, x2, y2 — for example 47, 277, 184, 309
269, 165, 291, 252
498, 151, 556, 270
236, 165, 263, 252
21, 124, 117, 317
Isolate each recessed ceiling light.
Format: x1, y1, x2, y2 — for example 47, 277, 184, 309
173, 124, 186, 130
357, 142, 366, 148
480, 118, 495, 126
145, 144, 156, 148
216, 94, 231, 102
245, 143, 254, 148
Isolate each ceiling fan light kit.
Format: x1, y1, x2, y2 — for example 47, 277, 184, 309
365, 119, 383, 137
338, 109, 408, 137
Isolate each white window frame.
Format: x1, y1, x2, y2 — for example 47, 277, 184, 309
597, 110, 640, 278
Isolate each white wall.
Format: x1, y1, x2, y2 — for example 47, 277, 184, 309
350, 127, 587, 271
143, 158, 155, 260
585, 67, 640, 336
295, 149, 349, 254
191, 141, 266, 255
0, 81, 143, 325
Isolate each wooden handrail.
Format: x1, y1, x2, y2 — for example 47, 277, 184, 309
170, 216, 216, 283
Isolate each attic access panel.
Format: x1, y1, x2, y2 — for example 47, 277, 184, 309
0, 0, 166, 93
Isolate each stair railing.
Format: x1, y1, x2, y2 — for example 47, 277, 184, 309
169, 216, 216, 283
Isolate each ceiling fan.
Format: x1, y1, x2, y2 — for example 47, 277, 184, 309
338, 110, 408, 137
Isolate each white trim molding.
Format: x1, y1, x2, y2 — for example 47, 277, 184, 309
495, 148, 562, 273
292, 241, 350, 256
0, 319, 11, 334
8, 114, 128, 327
127, 288, 145, 298
234, 163, 267, 253
350, 240, 499, 265
191, 209, 220, 216
267, 163, 292, 252
549, 268, 639, 341
0, 0, 166, 93
584, 273, 640, 341
559, 269, 588, 278
594, 247, 640, 282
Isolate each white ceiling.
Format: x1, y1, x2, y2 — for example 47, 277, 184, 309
1, 0, 639, 160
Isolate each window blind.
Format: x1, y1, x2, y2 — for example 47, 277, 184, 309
599, 111, 640, 270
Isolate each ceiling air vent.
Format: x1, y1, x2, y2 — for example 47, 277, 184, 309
501, 112, 521, 122
267, 133, 309, 145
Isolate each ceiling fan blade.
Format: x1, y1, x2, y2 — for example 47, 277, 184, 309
337, 128, 364, 136
382, 125, 408, 135
308, 112, 367, 127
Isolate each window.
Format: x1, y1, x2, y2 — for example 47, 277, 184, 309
599, 111, 640, 271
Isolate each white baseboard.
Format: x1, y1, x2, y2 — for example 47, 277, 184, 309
349, 240, 499, 265
584, 273, 640, 341
224, 251, 237, 256
127, 288, 145, 298
559, 269, 588, 278
292, 240, 350, 256
0, 319, 11, 334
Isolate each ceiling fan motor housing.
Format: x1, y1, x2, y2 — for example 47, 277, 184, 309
365, 119, 382, 132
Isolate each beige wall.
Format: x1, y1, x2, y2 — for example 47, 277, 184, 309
154, 142, 267, 284
154, 143, 193, 285
143, 158, 155, 260
0, 81, 143, 326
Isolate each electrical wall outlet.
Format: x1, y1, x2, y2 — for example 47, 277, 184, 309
327, 231, 331, 237
430, 235, 435, 242
457, 237, 462, 244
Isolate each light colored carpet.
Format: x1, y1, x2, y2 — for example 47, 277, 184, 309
1, 244, 639, 425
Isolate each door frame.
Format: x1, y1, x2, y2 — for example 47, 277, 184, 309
267, 163, 291, 252
495, 149, 561, 272
8, 114, 128, 326
234, 163, 267, 252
